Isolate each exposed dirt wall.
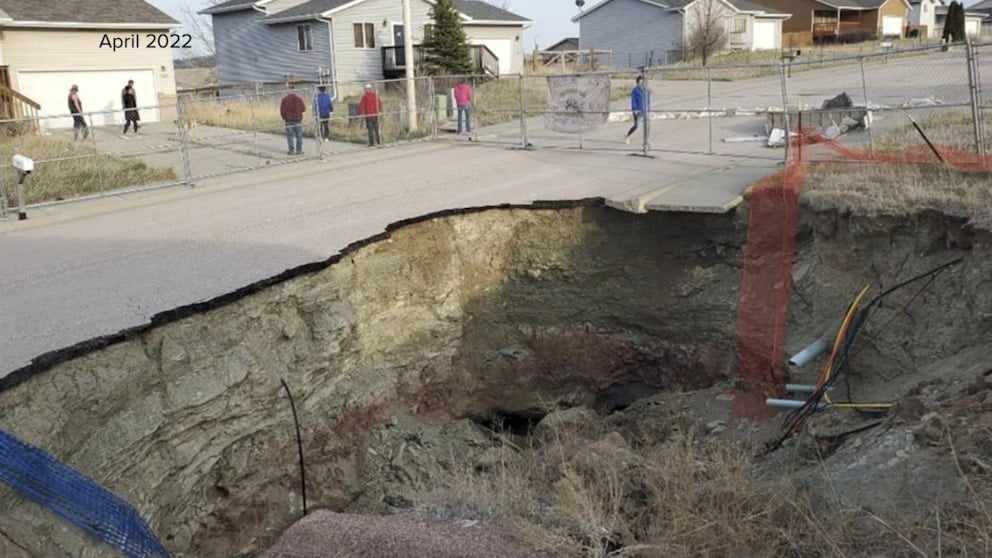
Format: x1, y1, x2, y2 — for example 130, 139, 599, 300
0, 201, 744, 558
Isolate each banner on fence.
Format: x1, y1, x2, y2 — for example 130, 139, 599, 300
544, 75, 612, 134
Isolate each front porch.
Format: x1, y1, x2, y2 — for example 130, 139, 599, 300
812, 10, 873, 42
381, 44, 500, 80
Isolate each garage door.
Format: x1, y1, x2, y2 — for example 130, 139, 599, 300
882, 16, 903, 37
471, 38, 512, 75
16, 70, 159, 131
753, 20, 779, 50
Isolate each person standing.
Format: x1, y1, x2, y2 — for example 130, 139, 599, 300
280, 84, 306, 155
624, 76, 649, 144
314, 85, 334, 142
358, 84, 383, 147
121, 80, 140, 137
68, 85, 89, 141
453, 79, 472, 135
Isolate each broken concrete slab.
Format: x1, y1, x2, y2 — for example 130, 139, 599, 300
822, 92, 854, 109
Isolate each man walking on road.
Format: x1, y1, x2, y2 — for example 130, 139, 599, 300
624, 76, 649, 144
453, 79, 472, 135
359, 83, 382, 147
121, 80, 140, 137
68, 85, 89, 141
314, 86, 334, 142
280, 84, 306, 155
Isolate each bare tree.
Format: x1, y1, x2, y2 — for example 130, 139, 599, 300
684, 0, 730, 66
178, 0, 222, 59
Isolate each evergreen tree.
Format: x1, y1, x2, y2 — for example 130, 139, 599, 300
943, 1, 966, 42
419, 0, 473, 75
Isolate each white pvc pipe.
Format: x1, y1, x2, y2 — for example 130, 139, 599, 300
785, 384, 834, 393
788, 339, 829, 367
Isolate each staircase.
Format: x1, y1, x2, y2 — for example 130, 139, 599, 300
0, 85, 41, 135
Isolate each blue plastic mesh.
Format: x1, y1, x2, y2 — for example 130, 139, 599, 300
0, 428, 170, 558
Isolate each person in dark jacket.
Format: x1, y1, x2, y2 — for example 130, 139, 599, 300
314, 86, 333, 142
358, 84, 383, 147
68, 85, 88, 141
280, 84, 306, 155
121, 80, 140, 137
624, 76, 650, 144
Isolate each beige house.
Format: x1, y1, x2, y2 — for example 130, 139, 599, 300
0, 0, 179, 131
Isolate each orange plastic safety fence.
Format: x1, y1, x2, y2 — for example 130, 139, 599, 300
732, 127, 991, 421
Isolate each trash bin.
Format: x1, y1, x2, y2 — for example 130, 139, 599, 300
435, 93, 450, 121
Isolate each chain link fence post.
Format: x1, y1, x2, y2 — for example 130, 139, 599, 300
859, 55, 875, 153
707, 67, 713, 154
87, 111, 106, 193
518, 74, 529, 149
966, 38, 986, 160
177, 98, 193, 187
778, 61, 791, 164
249, 89, 260, 167
641, 66, 650, 157
429, 76, 438, 141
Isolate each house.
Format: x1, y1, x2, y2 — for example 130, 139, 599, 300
0, 0, 179, 131
973, 0, 992, 34
908, 0, 941, 37
750, 0, 912, 41
933, 2, 986, 37
571, 0, 791, 68
545, 37, 581, 51
202, 0, 531, 89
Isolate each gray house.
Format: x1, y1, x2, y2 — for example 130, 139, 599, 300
202, 0, 531, 88
572, 0, 790, 67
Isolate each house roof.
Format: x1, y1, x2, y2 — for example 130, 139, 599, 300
969, 0, 992, 10
207, 0, 530, 24
812, 0, 910, 9
201, 0, 257, 14
545, 37, 580, 50
454, 0, 530, 22
0, 0, 177, 26
572, 0, 785, 22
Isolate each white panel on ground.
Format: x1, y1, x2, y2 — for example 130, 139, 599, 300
16, 69, 159, 131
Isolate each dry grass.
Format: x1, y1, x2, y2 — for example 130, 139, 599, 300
0, 135, 176, 205
802, 109, 992, 222
803, 162, 992, 222
181, 76, 636, 135
414, 414, 992, 558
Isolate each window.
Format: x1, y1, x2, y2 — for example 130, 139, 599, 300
732, 17, 746, 34
424, 24, 435, 40
297, 23, 313, 51
353, 22, 376, 48
923, 3, 928, 12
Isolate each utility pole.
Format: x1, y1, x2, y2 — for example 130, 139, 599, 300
403, 0, 418, 132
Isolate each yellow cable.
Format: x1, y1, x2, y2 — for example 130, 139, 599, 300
819, 284, 894, 410
816, 284, 871, 391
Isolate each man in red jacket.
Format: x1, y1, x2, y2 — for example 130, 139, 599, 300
280, 84, 306, 155
358, 83, 382, 147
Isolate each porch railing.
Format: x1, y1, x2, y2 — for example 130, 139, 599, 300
382, 44, 499, 79
0, 85, 41, 135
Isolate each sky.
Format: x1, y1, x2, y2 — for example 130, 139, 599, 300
147, 0, 582, 55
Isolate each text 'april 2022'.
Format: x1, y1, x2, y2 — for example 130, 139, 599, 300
99, 33, 193, 52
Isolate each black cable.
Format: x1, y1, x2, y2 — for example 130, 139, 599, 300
280, 378, 308, 517
764, 258, 963, 455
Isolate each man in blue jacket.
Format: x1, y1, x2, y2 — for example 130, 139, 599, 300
624, 76, 649, 144
314, 86, 334, 142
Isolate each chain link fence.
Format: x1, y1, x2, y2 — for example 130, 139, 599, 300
0, 103, 185, 217
977, 42, 992, 159
3, 43, 992, 220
